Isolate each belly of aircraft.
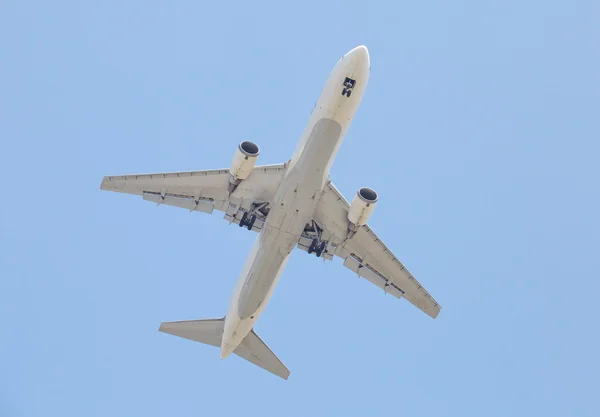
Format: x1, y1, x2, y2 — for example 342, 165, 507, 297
236, 228, 292, 319
236, 117, 343, 319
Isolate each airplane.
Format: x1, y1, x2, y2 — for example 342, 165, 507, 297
100, 45, 441, 380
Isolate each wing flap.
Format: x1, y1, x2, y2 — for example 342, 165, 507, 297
343, 256, 404, 298
143, 192, 215, 213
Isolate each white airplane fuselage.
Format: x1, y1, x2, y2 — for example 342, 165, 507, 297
220, 46, 370, 359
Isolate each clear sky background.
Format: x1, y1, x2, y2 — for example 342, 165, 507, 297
1, 1, 599, 416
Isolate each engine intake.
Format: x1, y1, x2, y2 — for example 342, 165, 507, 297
348, 187, 378, 227
230, 141, 260, 182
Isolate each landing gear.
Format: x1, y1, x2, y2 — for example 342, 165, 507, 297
247, 215, 256, 230
318, 241, 327, 256
308, 238, 327, 257
238, 212, 257, 231
308, 238, 316, 254
238, 212, 248, 227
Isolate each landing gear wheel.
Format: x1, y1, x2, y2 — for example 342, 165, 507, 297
316, 241, 327, 257
247, 215, 257, 231
342, 88, 347, 96
346, 89, 352, 97
239, 212, 248, 227
308, 238, 318, 254
319, 241, 327, 254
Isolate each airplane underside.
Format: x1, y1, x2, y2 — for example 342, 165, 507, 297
100, 45, 442, 380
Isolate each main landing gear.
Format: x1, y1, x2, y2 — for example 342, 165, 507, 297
342, 77, 356, 97
308, 238, 327, 257
237, 202, 268, 231
238, 211, 257, 231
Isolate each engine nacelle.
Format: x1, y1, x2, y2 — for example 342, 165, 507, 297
348, 187, 378, 227
230, 141, 260, 181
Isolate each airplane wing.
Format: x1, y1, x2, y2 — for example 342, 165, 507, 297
310, 181, 442, 319
100, 163, 288, 231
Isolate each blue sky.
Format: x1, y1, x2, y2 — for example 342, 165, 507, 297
1, 1, 599, 416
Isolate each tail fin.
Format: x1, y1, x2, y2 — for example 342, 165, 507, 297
159, 318, 290, 380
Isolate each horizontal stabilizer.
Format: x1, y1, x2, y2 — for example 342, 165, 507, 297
233, 329, 290, 380
159, 318, 290, 380
159, 318, 224, 347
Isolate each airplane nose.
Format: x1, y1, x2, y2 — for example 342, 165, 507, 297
349, 45, 369, 58
344, 45, 370, 69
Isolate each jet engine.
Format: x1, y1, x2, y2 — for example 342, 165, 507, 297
230, 141, 260, 182
348, 187, 378, 227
